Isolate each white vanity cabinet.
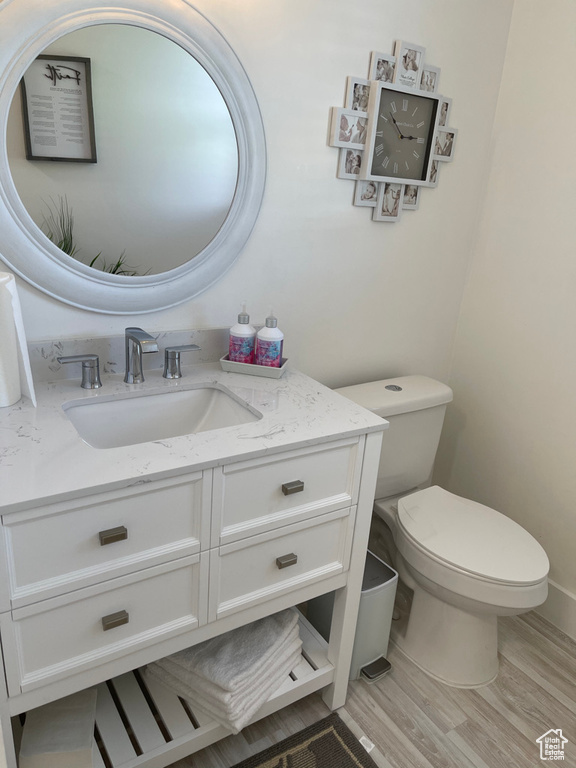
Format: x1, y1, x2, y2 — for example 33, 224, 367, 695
209, 438, 362, 621
3, 473, 211, 609
1, 473, 211, 701
0, 368, 385, 768
210, 438, 361, 546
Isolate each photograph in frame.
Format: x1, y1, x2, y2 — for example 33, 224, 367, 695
419, 64, 441, 93
20, 55, 97, 162
433, 127, 457, 162
402, 184, 420, 210
338, 148, 363, 179
345, 77, 371, 111
393, 41, 426, 90
329, 107, 368, 150
354, 180, 379, 207
368, 52, 396, 83
428, 159, 440, 187
373, 182, 404, 222
438, 97, 452, 127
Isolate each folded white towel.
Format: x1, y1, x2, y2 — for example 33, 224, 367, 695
147, 645, 301, 722
146, 646, 302, 733
158, 608, 299, 692
152, 632, 302, 711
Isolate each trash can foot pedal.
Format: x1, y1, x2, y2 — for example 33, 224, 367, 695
360, 656, 391, 683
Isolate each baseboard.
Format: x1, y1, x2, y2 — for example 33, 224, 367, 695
535, 579, 576, 642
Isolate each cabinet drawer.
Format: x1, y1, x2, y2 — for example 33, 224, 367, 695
209, 507, 356, 620
212, 439, 361, 545
3, 473, 211, 607
2, 554, 206, 695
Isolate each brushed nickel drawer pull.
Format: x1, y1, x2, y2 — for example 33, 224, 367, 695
102, 610, 129, 631
99, 526, 128, 546
276, 553, 298, 569
281, 480, 305, 496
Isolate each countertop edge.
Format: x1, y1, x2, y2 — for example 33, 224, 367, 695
0, 364, 387, 513
0, 422, 387, 514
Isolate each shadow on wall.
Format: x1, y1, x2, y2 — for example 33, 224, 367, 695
433, 400, 467, 490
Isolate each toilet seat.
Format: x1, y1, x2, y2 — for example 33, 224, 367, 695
397, 486, 549, 586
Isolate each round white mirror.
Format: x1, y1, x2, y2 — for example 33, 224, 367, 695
0, 0, 266, 313
8, 24, 239, 276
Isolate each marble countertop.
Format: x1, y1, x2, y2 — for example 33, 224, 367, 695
0, 363, 387, 512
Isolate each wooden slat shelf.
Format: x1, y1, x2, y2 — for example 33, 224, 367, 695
90, 614, 332, 768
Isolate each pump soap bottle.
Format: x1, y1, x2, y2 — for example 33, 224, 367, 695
228, 303, 256, 363
255, 311, 284, 367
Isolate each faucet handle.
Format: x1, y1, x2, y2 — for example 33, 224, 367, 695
163, 344, 201, 379
57, 354, 102, 389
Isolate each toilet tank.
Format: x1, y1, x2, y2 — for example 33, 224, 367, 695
335, 376, 453, 500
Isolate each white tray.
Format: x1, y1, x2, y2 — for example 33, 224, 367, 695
220, 355, 289, 378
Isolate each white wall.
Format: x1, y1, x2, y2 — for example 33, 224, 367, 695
9, 0, 513, 389
435, 0, 576, 634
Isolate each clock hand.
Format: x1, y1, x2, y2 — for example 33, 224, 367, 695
389, 112, 406, 139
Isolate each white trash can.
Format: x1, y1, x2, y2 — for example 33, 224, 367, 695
306, 550, 398, 682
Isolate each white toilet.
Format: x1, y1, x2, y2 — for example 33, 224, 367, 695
336, 375, 549, 688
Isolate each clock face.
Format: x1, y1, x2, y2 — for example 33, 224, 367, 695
369, 86, 438, 182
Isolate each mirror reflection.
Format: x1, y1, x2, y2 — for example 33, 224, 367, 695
7, 24, 238, 276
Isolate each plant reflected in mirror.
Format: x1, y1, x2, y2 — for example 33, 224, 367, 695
88, 252, 145, 276
41, 196, 146, 275
41, 195, 78, 258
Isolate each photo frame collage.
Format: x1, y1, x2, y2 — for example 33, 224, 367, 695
328, 41, 456, 222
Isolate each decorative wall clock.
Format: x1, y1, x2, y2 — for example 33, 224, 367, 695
328, 42, 456, 222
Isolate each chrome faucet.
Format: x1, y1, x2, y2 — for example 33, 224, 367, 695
163, 344, 201, 379
57, 354, 102, 389
124, 327, 159, 384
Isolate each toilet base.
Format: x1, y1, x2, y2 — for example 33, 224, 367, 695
394, 584, 499, 688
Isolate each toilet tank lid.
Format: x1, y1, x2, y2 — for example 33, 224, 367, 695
335, 376, 453, 418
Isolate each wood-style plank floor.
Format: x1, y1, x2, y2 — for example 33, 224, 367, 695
168, 610, 576, 768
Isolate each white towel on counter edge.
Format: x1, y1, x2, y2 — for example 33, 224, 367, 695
151, 632, 302, 709
157, 608, 299, 692
145, 647, 303, 734
0, 271, 36, 407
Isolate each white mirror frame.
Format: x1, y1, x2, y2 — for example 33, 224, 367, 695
0, 0, 266, 314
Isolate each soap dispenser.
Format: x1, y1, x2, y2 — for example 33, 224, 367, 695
255, 311, 284, 367
228, 303, 256, 363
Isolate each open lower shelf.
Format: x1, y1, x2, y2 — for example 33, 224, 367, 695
91, 613, 332, 768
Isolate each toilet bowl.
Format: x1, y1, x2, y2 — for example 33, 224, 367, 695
335, 376, 550, 688
374, 486, 548, 687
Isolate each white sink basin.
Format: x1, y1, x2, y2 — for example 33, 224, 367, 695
63, 384, 261, 449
